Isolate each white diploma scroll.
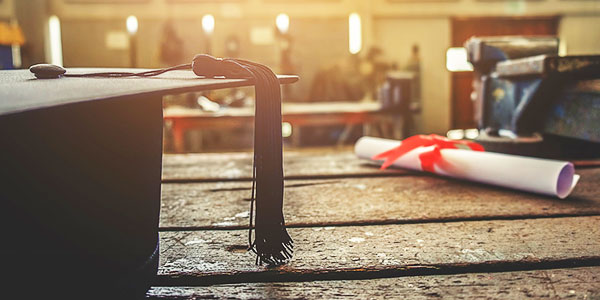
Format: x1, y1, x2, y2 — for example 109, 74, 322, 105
355, 136, 580, 199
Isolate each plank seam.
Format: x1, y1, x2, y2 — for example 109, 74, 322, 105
161, 172, 416, 184
161, 163, 600, 184
159, 212, 600, 232
154, 256, 600, 287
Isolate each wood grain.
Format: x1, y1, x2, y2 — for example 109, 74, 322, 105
157, 216, 600, 284
159, 168, 600, 229
161, 150, 405, 182
161, 150, 598, 182
152, 151, 600, 298
147, 266, 600, 299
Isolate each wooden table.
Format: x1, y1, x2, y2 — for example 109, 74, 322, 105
164, 102, 394, 152
147, 149, 600, 299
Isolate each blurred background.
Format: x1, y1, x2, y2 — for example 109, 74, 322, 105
1, 0, 599, 153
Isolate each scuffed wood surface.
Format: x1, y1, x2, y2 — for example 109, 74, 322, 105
147, 266, 600, 299
161, 150, 404, 181
157, 216, 600, 282
162, 150, 599, 182
159, 168, 600, 228
153, 150, 600, 298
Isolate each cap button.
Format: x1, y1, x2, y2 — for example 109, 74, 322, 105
29, 64, 67, 79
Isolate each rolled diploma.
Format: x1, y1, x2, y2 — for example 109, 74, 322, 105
355, 136, 580, 199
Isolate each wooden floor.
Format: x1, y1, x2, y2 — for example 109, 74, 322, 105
147, 148, 600, 299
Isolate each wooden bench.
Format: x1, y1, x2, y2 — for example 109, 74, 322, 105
163, 102, 404, 152
146, 149, 600, 299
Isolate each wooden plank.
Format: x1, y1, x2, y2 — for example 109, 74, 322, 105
156, 216, 600, 284
161, 149, 404, 182
147, 266, 600, 299
159, 168, 600, 228
161, 150, 599, 182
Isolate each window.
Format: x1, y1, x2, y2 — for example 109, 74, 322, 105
446, 47, 472, 72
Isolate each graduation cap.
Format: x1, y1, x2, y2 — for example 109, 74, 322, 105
0, 55, 297, 298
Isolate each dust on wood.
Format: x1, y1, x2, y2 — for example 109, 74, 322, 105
162, 150, 599, 182
161, 150, 405, 182
157, 216, 600, 283
159, 168, 600, 228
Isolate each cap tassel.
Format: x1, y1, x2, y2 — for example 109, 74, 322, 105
227, 59, 293, 265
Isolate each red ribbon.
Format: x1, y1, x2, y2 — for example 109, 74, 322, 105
372, 134, 484, 172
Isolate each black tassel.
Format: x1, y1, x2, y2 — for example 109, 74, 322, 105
191, 54, 293, 265
187, 55, 295, 265
234, 59, 294, 265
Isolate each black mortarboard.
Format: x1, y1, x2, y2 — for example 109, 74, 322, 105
0, 62, 297, 298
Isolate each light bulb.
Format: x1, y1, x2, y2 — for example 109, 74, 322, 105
202, 14, 215, 35
126, 15, 138, 35
276, 13, 290, 34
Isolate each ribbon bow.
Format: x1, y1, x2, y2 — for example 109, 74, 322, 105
372, 134, 484, 172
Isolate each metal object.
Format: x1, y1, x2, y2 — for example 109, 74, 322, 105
466, 36, 600, 158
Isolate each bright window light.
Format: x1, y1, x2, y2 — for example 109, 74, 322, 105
48, 15, 63, 66
464, 128, 480, 139
11, 44, 22, 68
275, 13, 290, 34
446, 129, 465, 140
282, 122, 292, 138
559, 40, 567, 56
348, 13, 362, 54
446, 47, 473, 72
202, 14, 215, 35
126, 15, 138, 35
